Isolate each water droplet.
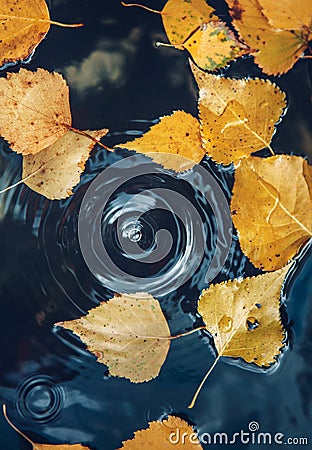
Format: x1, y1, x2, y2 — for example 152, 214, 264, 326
218, 315, 233, 333
246, 317, 259, 331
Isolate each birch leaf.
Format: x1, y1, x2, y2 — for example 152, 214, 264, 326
122, 1, 246, 70
161, 0, 216, 45
225, 0, 312, 75
118, 415, 202, 450
116, 111, 205, 172
259, 0, 312, 31
191, 63, 286, 165
0, 68, 71, 155
231, 155, 312, 270
0, 0, 83, 67
57, 293, 171, 383
198, 267, 289, 366
3, 404, 90, 450
183, 20, 247, 71
23, 128, 108, 200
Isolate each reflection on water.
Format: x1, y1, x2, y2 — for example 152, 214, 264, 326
0, 0, 311, 449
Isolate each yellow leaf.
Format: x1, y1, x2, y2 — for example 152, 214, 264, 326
0, 68, 71, 155
183, 20, 247, 71
198, 267, 289, 367
0, 0, 83, 67
231, 155, 312, 271
191, 64, 286, 165
225, 0, 312, 74
22, 128, 108, 200
118, 415, 203, 449
3, 404, 90, 450
123, 1, 245, 70
161, 0, 216, 45
34, 446, 89, 450
116, 111, 205, 172
57, 293, 171, 383
259, 0, 312, 31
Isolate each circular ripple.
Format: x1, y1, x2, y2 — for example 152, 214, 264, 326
16, 375, 66, 423
78, 153, 233, 296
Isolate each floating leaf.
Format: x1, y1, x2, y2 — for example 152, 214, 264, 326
0, 0, 83, 67
189, 267, 290, 408
191, 63, 286, 165
161, 0, 216, 45
0, 68, 71, 155
23, 128, 108, 200
122, 1, 246, 70
198, 267, 289, 365
231, 155, 312, 271
3, 405, 90, 449
182, 20, 247, 71
0, 68, 109, 199
57, 293, 171, 383
259, 0, 312, 31
116, 111, 205, 172
118, 415, 203, 449
225, 0, 312, 74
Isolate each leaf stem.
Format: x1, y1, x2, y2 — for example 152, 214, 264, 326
0, 163, 50, 195
48, 20, 84, 28
2, 405, 34, 446
63, 125, 113, 151
0, 15, 84, 27
120, 2, 162, 14
155, 42, 184, 51
170, 326, 205, 340
188, 354, 221, 408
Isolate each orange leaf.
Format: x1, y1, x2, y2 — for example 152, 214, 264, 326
0, 0, 83, 67
225, 0, 312, 74
118, 415, 203, 449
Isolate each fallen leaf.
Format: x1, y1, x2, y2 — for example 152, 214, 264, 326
183, 20, 247, 71
0, 68, 71, 155
191, 63, 286, 164
0, 0, 83, 67
189, 265, 291, 408
116, 111, 205, 172
161, 0, 216, 45
118, 415, 203, 449
198, 267, 289, 367
3, 404, 89, 449
57, 293, 171, 383
31, 446, 89, 449
22, 128, 108, 200
123, 1, 245, 70
259, 0, 312, 32
225, 0, 312, 74
231, 155, 312, 270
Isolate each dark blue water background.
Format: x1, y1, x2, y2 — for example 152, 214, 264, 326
0, 1, 311, 449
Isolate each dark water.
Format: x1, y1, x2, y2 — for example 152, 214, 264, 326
0, 1, 311, 449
